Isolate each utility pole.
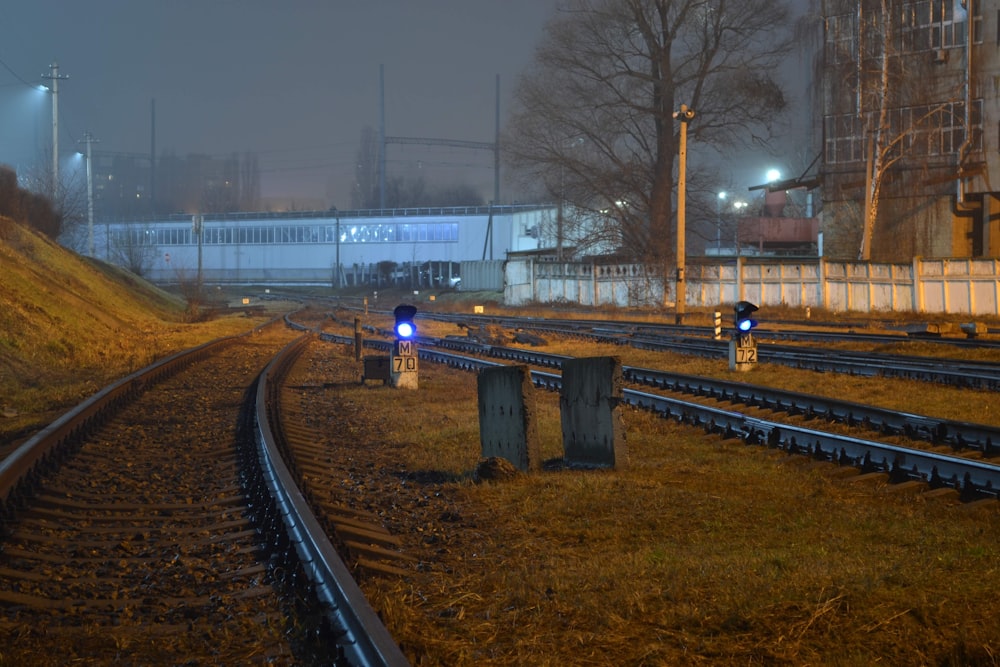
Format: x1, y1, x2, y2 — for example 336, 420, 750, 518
79, 132, 99, 256
333, 207, 341, 288
42, 62, 69, 200
673, 104, 695, 324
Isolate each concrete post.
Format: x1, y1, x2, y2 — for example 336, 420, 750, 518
559, 357, 627, 469
477, 365, 540, 472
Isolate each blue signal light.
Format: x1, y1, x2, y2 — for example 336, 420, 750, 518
734, 300, 758, 335
393, 304, 417, 340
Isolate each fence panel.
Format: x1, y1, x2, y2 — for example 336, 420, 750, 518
504, 257, 999, 316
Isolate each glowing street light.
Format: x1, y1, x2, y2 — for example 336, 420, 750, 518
716, 191, 727, 253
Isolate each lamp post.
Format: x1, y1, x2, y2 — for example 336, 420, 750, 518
79, 132, 98, 257
41, 62, 69, 200
672, 104, 695, 324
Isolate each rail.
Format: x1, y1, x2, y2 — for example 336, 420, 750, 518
254, 334, 410, 667
315, 329, 1000, 502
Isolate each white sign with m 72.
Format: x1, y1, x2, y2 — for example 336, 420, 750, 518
729, 335, 758, 372
734, 342, 757, 365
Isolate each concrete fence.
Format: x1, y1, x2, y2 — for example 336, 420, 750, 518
504, 256, 1000, 316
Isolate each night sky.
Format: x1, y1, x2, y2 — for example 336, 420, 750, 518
1, 1, 811, 210
0, 0, 558, 207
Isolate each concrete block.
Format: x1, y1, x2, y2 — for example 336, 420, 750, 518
960, 322, 987, 338
477, 365, 540, 472
559, 356, 628, 469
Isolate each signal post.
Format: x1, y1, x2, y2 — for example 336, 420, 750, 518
391, 304, 419, 389
729, 300, 759, 372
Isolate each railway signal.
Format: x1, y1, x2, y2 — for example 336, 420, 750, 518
730, 301, 758, 372
392, 304, 419, 389
393, 304, 417, 340
734, 301, 758, 337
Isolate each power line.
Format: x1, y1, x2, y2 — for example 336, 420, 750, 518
0, 55, 37, 89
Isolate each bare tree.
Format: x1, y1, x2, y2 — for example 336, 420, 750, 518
821, 0, 975, 261
504, 0, 793, 267
5, 157, 80, 242
107, 223, 157, 277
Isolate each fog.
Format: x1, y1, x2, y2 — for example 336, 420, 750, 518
0, 0, 812, 210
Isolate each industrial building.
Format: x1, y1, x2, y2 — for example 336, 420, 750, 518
92, 205, 551, 286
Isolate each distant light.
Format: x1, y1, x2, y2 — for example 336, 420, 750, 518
766, 169, 781, 182
718, 191, 727, 200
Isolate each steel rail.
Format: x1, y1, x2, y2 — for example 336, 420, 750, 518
407, 311, 1000, 388
254, 334, 410, 667
0, 314, 408, 666
393, 335, 1000, 455
415, 310, 1000, 349
428, 347, 1000, 501
0, 332, 248, 514
314, 329, 1000, 502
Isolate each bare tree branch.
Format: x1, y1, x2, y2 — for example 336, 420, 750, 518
504, 0, 793, 266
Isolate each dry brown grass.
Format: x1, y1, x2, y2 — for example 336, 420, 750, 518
305, 313, 1000, 666
5, 212, 1000, 665
0, 218, 285, 445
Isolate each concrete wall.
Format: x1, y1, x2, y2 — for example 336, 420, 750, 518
505, 256, 1000, 316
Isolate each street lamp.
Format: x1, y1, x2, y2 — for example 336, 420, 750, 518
79, 132, 98, 257
41, 62, 68, 199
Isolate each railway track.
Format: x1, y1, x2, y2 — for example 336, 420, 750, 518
312, 312, 1000, 504
0, 318, 409, 666
405, 310, 1000, 390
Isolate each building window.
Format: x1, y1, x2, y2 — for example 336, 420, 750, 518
824, 99, 982, 165
826, 1, 980, 63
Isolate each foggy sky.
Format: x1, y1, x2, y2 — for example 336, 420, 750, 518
1, 1, 812, 211
0, 0, 558, 208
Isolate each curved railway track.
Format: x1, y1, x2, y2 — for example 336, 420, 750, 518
0, 318, 409, 666
16, 300, 987, 662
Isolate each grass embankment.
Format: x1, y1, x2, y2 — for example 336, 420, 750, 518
0, 217, 273, 444
313, 314, 1000, 666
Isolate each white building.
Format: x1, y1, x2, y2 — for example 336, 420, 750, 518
93, 205, 554, 286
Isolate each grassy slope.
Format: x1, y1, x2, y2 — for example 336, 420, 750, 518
0, 216, 247, 443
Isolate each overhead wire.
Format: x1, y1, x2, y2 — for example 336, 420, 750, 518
0, 55, 38, 89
